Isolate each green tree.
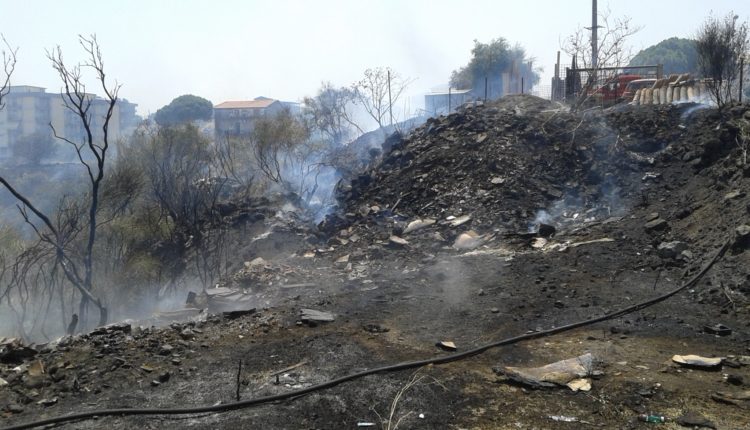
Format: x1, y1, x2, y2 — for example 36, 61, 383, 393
10, 132, 58, 164
628, 37, 698, 75
154, 94, 213, 126
450, 38, 538, 98
252, 108, 310, 183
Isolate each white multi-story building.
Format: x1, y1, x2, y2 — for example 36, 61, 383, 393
0, 85, 139, 159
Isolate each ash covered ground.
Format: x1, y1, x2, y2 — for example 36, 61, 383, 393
3, 95, 750, 429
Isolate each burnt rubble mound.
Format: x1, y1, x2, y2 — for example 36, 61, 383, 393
323, 95, 716, 237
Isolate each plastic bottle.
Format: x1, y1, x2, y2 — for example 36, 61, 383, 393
638, 414, 666, 423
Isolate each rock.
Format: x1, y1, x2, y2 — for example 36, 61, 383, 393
537, 223, 556, 238
675, 412, 716, 429
159, 344, 174, 356
453, 231, 487, 250
490, 177, 505, 185
179, 328, 195, 340
727, 374, 745, 386
644, 218, 668, 231
158, 371, 171, 383
657, 241, 688, 259
362, 324, 389, 333
388, 236, 409, 247
4, 403, 24, 414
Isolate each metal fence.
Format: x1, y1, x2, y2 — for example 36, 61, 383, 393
551, 64, 662, 106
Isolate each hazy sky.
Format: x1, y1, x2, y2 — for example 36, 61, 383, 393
1, 0, 748, 117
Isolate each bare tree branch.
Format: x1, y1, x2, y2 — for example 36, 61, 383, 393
0, 34, 18, 111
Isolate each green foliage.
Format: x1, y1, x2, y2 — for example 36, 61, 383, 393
252, 108, 310, 183
450, 38, 538, 98
154, 94, 213, 126
628, 37, 698, 75
10, 132, 58, 164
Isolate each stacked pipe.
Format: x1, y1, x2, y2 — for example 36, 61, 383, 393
631, 74, 710, 106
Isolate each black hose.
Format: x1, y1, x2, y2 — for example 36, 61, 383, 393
1, 241, 729, 430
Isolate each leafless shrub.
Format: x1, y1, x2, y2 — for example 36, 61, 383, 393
696, 12, 749, 110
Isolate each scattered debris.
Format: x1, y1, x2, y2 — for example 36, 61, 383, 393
36, 397, 58, 407
222, 308, 257, 320
448, 214, 472, 227
362, 323, 389, 333
723, 190, 745, 201
645, 218, 669, 231
0, 337, 37, 364
672, 355, 723, 368
565, 237, 615, 248
27, 360, 45, 377
733, 224, 750, 250
675, 412, 716, 429
388, 235, 409, 247
453, 231, 489, 250
548, 415, 579, 423
90, 322, 132, 335
403, 218, 436, 234
657, 241, 688, 259
711, 390, 750, 408
703, 324, 732, 336
638, 414, 666, 423
436, 341, 457, 351
300, 309, 335, 324
495, 353, 596, 391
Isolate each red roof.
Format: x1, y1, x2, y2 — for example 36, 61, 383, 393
214, 99, 277, 109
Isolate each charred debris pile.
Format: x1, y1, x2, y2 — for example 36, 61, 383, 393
321, 95, 750, 260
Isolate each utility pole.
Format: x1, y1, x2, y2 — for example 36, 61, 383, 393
484, 76, 488, 101
740, 56, 745, 103
387, 69, 394, 126
591, 0, 598, 69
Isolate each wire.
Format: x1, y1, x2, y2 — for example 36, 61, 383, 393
2, 241, 729, 430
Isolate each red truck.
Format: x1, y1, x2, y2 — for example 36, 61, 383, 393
588, 74, 644, 106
